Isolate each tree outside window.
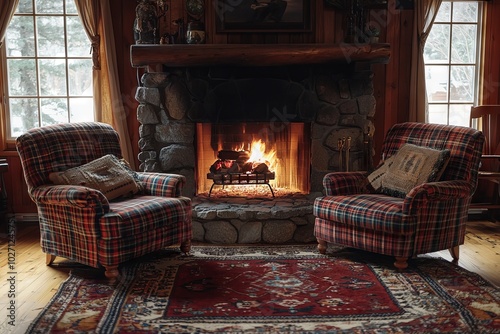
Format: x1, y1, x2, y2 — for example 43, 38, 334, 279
2, 0, 94, 139
424, 1, 482, 126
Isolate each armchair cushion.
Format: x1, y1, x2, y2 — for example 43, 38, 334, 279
49, 154, 142, 200
367, 144, 450, 198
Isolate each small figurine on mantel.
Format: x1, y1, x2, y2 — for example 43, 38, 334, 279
133, 0, 158, 44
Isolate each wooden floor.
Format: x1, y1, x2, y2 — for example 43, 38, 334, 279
0, 218, 499, 334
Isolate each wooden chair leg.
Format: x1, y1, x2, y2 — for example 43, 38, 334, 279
449, 246, 459, 264
46, 254, 56, 266
317, 239, 327, 254
394, 257, 408, 270
180, 239, 192, 255
103, 266, 119, 281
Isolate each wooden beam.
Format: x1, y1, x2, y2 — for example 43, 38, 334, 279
130, 43, 391, 68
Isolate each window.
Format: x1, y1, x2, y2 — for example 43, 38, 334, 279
424, 1, 482, 126
1, 0, 94, 140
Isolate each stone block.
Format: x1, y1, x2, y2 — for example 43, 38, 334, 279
358, 95, 376, 117
135, 87, 160, 106
237, 221, 262, 244
141, 72, 169, 88
139, 124, 156, 137
165, 81, 190, 120
155, 122, 195, 144
294, 224, 316, 243
315, 74, 342, 105
315, 104, 340, 126
160, 144, 195, 171
217, 209, 240, 219
192, 220, 205, 241
137, 150, 156, 163
311, 138, 330, 170
193, 206, 217, 220
262, 220, 296, 243
137, 104, 159, 124
204, 220, 238, 244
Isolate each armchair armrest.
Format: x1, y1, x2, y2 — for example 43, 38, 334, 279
402, 180, 473, 215
31, 185, 110, 210
136, 172, 186, 197
323, 171, 367, 196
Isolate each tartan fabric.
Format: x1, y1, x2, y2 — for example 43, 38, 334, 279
16, 122, 122, 193
313, 194, 412, 234
16, 122, 192, 270
323, 172, 367, 196
314, 122, 484, 259
314, 218, 415, 258
137, 172, 186, 197
101, 196, 192, 239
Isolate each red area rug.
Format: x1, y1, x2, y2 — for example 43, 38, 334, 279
28, 245, 500, 333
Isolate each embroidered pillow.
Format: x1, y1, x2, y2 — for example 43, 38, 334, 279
379, 144, 451, 198
365, 155, 395, 192
49, 154, 142, 200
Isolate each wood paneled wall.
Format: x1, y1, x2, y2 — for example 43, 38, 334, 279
2, 0, 499, 218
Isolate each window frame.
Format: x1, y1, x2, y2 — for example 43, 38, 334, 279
424, 0, 484, 126
0, 0, 94, 150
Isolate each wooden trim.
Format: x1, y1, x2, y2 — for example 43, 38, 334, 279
130, 43, 391, 68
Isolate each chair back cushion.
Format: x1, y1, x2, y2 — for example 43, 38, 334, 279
381, 122, 484, 190
16, 122, 122, 192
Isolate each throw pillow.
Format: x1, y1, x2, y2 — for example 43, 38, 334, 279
49, 154, 142, 200
365, 155, 395, 192
380, 144, 450, 198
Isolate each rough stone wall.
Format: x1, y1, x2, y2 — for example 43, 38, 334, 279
135, 65, 376, 197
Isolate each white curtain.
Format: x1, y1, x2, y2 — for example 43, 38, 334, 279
74, 0, 136, 169
409, 0, 443, 122
0, 0, 19, 47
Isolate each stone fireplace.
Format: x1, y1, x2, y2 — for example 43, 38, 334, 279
132, 43, 390, 244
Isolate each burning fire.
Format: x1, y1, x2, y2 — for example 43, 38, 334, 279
210, 139, 278, 175
246, 140, 277, 172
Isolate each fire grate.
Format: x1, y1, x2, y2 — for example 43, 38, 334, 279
207, 172, 275, 197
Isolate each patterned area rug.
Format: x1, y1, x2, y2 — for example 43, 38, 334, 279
28, 245, 500, 333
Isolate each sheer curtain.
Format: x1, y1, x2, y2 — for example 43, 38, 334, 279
0, 0, 19, 47
74, 0, 136, 169
409, 0, 443, 122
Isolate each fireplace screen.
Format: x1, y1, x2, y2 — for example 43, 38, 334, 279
196, 122, 310, 196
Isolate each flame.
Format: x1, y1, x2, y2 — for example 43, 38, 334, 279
247, 140, 277, 172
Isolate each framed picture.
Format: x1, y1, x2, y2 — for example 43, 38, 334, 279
216, 0, 312, 33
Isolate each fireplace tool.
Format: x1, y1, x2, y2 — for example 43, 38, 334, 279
345, 136, 351, 172
338, 138, 344, 172
338, 136, 352, 172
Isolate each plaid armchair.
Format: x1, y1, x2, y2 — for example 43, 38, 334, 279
16, 122, 192, 280
314, 122, 484, 269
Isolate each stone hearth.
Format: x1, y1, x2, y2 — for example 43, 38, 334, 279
192, 193, 319, 244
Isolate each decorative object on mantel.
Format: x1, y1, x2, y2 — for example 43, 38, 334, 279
185, 0, 205, 44
186, 20, 206, 44
133, 0, 158, 44
186, 0, 205, 20
133, 0, 169, 44
325, 0, 386, 43
365, 23, 380, 43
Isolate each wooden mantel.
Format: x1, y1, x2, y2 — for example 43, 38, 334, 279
130, 43, 391, 68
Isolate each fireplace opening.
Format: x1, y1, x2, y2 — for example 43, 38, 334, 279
196, 122, 311, 197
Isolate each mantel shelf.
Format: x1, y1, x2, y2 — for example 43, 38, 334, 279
130, 43, 391, 68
